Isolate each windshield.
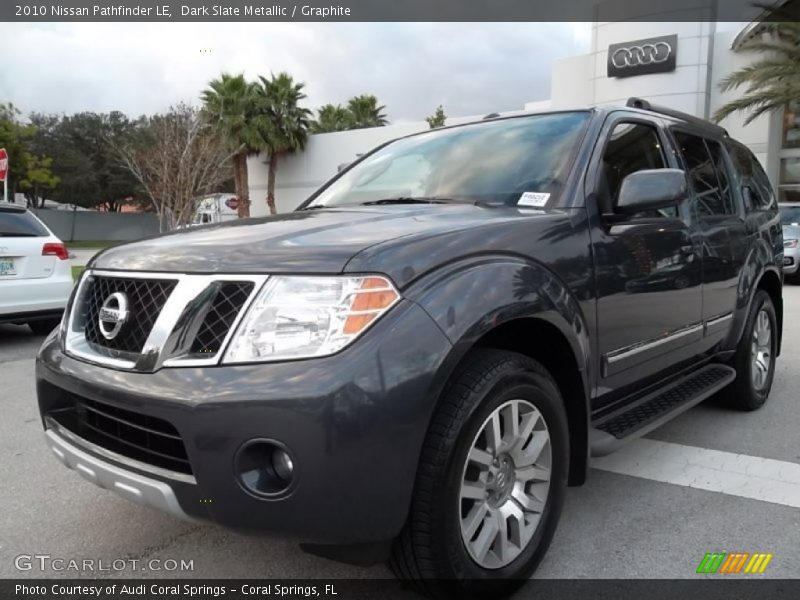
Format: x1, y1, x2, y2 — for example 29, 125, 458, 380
780, 205, 800, 225
306, 112, 590, 209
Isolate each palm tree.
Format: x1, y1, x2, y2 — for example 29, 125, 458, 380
347, 94, 388, 129
255, 72, 312, 214
714, 21, 800, 125
201, 73, 260, 217
311, 104, 354, 133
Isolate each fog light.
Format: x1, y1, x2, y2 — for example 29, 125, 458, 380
235, 439, 297, 498
272, 449, 294, 481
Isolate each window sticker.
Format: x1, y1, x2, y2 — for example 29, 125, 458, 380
518, 192, 550, 207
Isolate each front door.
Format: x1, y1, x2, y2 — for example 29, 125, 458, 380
589, 116, 703, 408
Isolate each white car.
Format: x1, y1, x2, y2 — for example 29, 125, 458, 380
0, 203, 73, 334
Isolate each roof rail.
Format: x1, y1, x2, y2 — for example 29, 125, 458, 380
626, 97, 728, 137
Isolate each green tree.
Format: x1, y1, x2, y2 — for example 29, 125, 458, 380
254, 72, 312, 214
28, 111, 142, 210
714, 21, 800, 125
311, 104, 354, 133
201, 73, 261, 217
20, 155, 59, 208
346, 94, 388, 129
426, 105, 447, 129
0, 103, 35, 202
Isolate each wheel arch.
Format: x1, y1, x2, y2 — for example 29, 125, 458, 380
468, 317, 590, 486
726, 235, 783, 356
756, 268, 783, 355
408, 257, 593, 487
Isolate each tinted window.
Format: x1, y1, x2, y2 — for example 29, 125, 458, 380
599, 122, 676, 217
0, 209, 49, 237
307, 112, 591, 209
728, 142, 775, 211
674, 132, 736, 217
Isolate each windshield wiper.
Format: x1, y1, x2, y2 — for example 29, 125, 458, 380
360, 196, 466, 206
301, 196, 475, 210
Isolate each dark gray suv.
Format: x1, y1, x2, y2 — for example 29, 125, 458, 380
37, 98, 782, 598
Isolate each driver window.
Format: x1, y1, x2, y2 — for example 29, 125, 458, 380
599, 122, 678, 217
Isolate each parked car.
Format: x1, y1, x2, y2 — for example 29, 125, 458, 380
183, 193, 239, 227
778, 202, 800, 278
36, 99, 782, 598
0, 203, 72, 334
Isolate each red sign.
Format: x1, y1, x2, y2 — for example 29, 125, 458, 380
225, 196, 239, 210
0, 148, 8, 182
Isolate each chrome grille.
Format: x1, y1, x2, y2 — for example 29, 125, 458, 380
65, 270, 267, 371
190, 281, 254, 357
83, 276, 177, 355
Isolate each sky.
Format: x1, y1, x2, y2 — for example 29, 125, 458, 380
0, 22, 591, 122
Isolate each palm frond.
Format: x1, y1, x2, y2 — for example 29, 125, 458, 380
714, 85, 800, 124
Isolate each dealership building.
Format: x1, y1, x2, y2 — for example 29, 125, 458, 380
248, 13, 799, 214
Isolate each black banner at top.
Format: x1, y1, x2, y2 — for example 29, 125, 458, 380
2, 0, 798, 22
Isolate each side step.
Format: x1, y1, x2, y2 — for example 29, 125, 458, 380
590, 364, 736, 457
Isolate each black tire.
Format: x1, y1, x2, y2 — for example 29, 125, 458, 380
724, 290, 777, 411
28, 318, 61, 336
389, 349, 569, 599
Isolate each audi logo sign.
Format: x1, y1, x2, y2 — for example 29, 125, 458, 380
607, 34, 678, 79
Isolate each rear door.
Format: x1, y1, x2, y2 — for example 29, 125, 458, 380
0, 207, 58, 280
670, 130, 748, 333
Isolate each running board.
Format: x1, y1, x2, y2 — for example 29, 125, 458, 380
590, 364, 736, 457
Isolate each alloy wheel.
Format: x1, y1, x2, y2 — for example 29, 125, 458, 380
458, 399, 551, 569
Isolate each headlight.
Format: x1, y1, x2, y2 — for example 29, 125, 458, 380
223, 275, 400, 363
784, 239, 798, 249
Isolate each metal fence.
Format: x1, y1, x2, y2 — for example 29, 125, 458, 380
33, 209, 160, 242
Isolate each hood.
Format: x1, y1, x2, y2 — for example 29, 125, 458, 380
90, 205, 546, 275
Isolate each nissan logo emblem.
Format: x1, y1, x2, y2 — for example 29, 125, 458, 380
611, 42, 672, 68
98, 292, 130, 340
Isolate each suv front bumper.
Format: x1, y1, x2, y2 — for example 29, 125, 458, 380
36, 300, 452, 544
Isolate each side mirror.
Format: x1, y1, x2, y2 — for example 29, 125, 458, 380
616, 169, 687, 215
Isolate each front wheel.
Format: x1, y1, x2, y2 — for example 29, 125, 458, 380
390, 349, 569, 598
724, 290, 777, 411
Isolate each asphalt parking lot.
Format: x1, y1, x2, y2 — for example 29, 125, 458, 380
1, 288, 798, 588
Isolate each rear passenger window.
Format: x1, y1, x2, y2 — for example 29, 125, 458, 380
674, 131, 737, 217
728, 143, 776, 211
599, 122, 677, 217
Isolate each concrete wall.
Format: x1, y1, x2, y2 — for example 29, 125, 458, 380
586, 20, 715, 116
34, 209, 160, 242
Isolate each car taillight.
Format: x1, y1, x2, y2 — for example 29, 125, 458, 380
42, 242, 69, 260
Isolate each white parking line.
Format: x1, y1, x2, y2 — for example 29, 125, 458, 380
592, 438, 800, 508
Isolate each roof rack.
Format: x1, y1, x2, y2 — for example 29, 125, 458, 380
626, 97, 728, 137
